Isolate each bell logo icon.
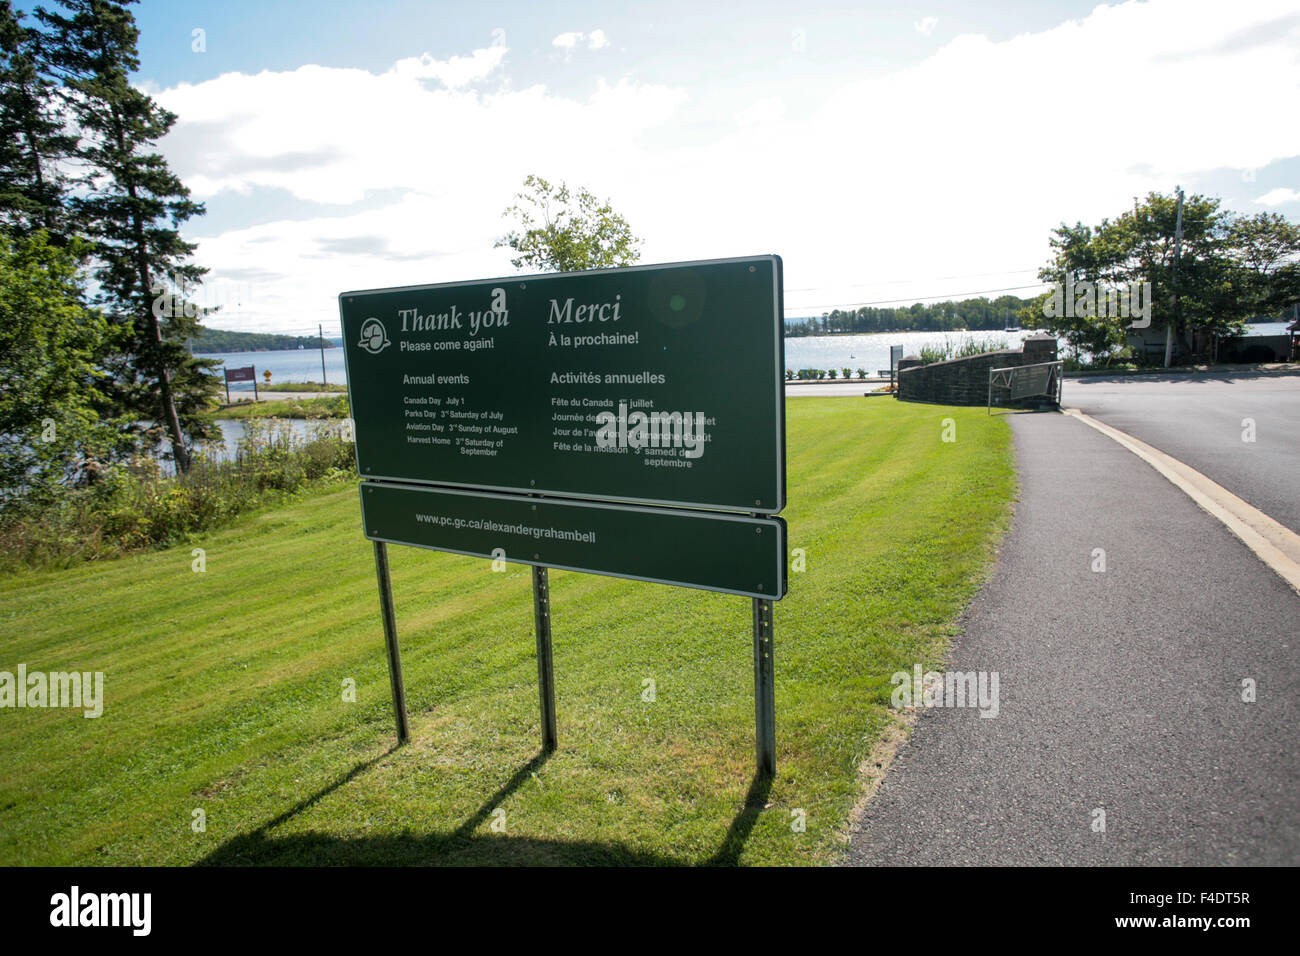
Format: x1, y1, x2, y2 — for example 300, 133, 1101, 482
358, 317, 390, 355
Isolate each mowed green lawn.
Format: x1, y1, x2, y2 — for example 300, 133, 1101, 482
0, 398, 1014, 866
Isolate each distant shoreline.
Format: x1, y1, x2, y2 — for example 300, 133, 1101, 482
195, 346, 338, 355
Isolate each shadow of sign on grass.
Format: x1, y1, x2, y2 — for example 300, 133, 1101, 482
197, 750, 772, 867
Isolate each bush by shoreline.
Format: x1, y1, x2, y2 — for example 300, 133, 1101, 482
0, 420, 356, 573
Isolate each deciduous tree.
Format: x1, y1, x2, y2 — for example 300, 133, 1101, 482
0, 233, 128, 506
496, 174, 642, 273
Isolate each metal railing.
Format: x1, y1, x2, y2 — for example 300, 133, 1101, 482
987, 360, 1063, 413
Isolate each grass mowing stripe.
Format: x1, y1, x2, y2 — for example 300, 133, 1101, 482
0, 398, 1013, 866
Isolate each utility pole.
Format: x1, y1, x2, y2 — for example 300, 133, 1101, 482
1163, 186, 1184, 368
319, 323, 328, 386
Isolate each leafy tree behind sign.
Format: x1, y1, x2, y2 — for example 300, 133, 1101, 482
1228, 212, 1300, 318
0, 233, 131, 506
1021, 191, 1300, 363
496, 174, 642, 273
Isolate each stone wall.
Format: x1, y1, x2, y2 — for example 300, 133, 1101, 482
897, 337, 1059, 407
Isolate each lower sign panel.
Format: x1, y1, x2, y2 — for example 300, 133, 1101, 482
360, 482, 787, 599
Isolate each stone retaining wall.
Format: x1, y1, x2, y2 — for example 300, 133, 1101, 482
897, 336, 1059, 406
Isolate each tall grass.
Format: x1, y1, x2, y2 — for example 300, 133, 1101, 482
219, 394, 350, 419
0, 419, 355, 572
259, 381, 349, 393
917, 335, 1011, 365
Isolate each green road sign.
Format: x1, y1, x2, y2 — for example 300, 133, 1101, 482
340, 255, 785, 513
360, 480, 787, 599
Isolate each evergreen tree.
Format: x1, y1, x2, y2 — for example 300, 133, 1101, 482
0, 0, 77, 238
37, 0, 217, 471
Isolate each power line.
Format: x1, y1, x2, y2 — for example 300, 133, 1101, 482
787, 282, 1050, 313
784, 267, 1041, 294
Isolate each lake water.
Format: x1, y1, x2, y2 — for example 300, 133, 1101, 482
200, 347, 347, 394
200, 322, 1294, 398
783, 329, 1043, 374
210, 418, 319, 449
202, 330, 1037, 391
151, 418, 339, 473
133, 321, 1300, 471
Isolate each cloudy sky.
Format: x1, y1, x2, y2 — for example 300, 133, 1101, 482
21, 0, 1300, 334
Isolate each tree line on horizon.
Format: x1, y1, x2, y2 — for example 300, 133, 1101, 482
785, 294, 1034, 336
191, 326, 337, 354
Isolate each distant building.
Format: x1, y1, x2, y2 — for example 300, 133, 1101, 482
1126, 315, 1295, 364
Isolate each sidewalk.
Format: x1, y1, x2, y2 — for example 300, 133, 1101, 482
843, 411, 1300, 865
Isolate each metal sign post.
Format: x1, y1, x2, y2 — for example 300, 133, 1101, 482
752, 596, 776, 777
372, 541, 410, 743
531, 566, 557, 752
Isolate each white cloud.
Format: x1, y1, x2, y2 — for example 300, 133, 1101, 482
157, 0, 1300, 332
735, 97, 785, 127
551, 29, 610, 58
155, 47, 685, 330
390, 46, 508, 87
1255, 187, 1300, 206
915, 16, 939, 36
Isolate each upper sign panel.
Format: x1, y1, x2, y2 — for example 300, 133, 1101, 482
339, 255, 785, 513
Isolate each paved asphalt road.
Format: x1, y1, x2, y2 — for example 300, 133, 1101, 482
845, 411, 1300, 865
1064, 371, 1300, 535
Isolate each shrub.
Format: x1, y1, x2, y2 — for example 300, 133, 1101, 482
917, 335, 1012, 366
0, 419, 356, 573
